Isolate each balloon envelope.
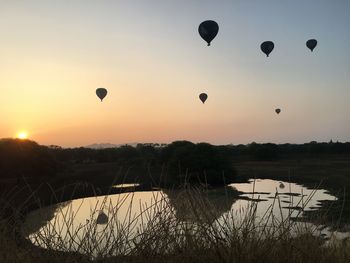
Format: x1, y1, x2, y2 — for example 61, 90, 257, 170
198, 20, 219, 46
260, 41, 274, 57
306, 39, 317, 52
199, 93, 208, 104
275, 108, 281, 114
96, 211, 108, 225
96, 88, 107, 101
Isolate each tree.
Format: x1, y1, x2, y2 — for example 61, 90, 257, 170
0, 139, 58, 179
161, 141, 236, 186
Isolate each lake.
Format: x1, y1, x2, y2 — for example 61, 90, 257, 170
23, 179, 349, 257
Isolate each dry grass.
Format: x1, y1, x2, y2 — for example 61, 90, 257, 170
1, 184, 350, 263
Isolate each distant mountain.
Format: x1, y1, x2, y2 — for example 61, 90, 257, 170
85, 143, 118, 149
85, 142, 140, 149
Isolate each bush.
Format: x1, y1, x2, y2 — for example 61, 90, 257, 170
161, 141, 236, 186
249, 142, 279, 161
0, 139, 58, 179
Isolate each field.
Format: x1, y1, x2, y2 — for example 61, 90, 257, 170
1, 154, 350, 262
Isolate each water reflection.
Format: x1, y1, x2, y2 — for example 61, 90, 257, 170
164, 186, 238, 223
230, 179, 337, 221
23, 190, 170, 255
23, 201, 71, 237
23, 179, 348, 256
113, 183, 140, 189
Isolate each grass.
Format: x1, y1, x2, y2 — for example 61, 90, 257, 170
1, 183, 350, 263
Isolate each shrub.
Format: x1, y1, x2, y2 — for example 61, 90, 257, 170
161, 141, 236, 186
0, 139, 58, 179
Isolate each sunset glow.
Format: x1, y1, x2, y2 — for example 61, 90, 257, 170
1, 1, 350, 147
17, 131, 28, 140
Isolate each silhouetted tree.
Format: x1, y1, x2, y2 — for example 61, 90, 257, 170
0, 139, 58, 179
160, 141, 236, 186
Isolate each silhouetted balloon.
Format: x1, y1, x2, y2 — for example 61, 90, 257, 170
279, 182, 285, 189
96, 88, 107, 102
96, 211, 108, 225
275, 108, 281, 114
199, 93, 208, 104
260, 41, 274, 57
306, 39, 317, 52
198, 20, 219, 46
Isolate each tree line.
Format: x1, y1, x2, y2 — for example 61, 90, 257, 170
1, 138, 350, 186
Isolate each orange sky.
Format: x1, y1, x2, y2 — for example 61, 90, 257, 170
1, 1, 350, 147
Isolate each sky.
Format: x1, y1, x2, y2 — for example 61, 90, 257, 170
1, 0, 350, 147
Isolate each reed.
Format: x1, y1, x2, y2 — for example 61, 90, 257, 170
1, 183, 350, 263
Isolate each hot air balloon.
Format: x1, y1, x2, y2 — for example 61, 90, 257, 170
275, 108, 281, 114
96, 88, 107, 102
260, 41, 274, 57
198, 20, 219, 46
199, 93, 208, 104
279, 182, 285, 189
306, 39, 317, 52
96, 211, 108, 225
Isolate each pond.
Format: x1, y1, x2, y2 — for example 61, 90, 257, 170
23, 179, 349, 257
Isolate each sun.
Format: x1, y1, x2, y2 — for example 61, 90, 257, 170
17, 131, 28, 140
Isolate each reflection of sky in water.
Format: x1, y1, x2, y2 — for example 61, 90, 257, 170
113, 183, 140, 188
24, 190, 169, 255
23, 179, 348, 256
229, 179, 337, 221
